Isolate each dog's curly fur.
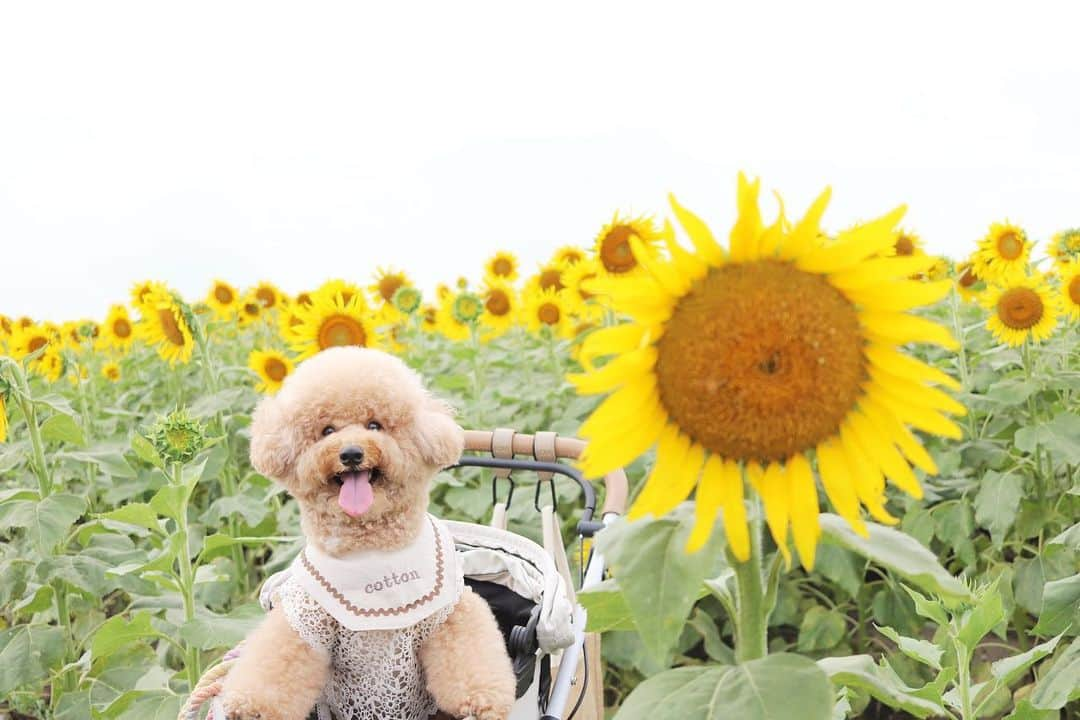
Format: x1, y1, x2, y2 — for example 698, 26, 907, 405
221, 347, 514, 720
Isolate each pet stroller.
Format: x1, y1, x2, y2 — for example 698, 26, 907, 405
179, 428, 628, 720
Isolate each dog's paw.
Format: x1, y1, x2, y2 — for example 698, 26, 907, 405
219, 689, 285, 720
456, 688, 513, 720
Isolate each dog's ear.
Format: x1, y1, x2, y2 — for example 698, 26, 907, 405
249, 395, 297, 481
412, 396, 464, 469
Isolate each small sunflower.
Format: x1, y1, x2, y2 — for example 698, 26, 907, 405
9, 323, 53, 360
35, 348, 65, 383
237, 294, 264, 327
277, 303, 307, 344
527, 262, 567, 296
886, 229, 924, 257
593, 214, 663, 277
248, 349, 294, 394
1058, 261, 1080, 322
137, 287, 196, 365
419, 304, 439, 333
435, 283, 453, 302
524, 288, 571, 338
102, 362, 122, 382
370, 268, 412, 307
61, 321, 93, 352
484, 251, 520, 282
552, 246, 586, 267
982, 274, 1059, 346
570, 175, 964, 570
955, 260, 984, 302
392, 286, 423, 315
974, 222, 1031, 284
131, 280, 166, 313
207, 280, 240, 320
100, 305, 136, 351
479, 281, 518, 339
252, 281, 283, 310
1047, 229, 1080, 266
289, 291, 379, 359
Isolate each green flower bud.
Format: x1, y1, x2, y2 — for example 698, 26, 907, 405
149, 408, 206, 465
392, 286, 423, 315
451, 292, 483, 324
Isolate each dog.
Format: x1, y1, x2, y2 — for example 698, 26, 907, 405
220, 347, 514, 720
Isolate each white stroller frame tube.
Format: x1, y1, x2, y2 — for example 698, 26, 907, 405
541, 512, 616, 720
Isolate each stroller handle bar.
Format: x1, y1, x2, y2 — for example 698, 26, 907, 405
461, 428, 629, 516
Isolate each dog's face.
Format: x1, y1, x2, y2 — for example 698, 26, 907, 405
248, 347, 463, 547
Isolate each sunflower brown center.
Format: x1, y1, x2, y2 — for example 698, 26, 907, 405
538, 303, 561, 325
1069, 276, 1080, 306
157, 309, 187, 346
214, 285, 234, 304
894, 235, 915, 256
492, 258, 513, 276
264, 357, 288, 382
959, 266, 978, 288
539, 269, 565, 291
319, 315, 366, 348
113, 318, 132, 338
29, 336, 48, 354
243, 303, 260, 317
996, 287, 1043, 329
996, 232, 1023, 260
379, 276, 404, 303
486, 290, 511, 316
296, 292, 312, 306
106, 366, 120, 380
600, 226, 638, 273
655, 260, 867, 464
256, 287, 276, 308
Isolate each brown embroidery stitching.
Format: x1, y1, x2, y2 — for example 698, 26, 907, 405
300, 517, 447, 617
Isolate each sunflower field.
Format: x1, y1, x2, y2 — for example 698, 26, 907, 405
1, 179, 1079, 720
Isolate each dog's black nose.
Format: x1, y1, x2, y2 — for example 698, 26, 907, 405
340, 446, 364, 466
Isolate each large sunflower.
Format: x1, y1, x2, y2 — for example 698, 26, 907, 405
206, 280, 240, 320
569, 176, 964, 570
484, 251, 520, 283
288, 291, 379, 359
137, 287, 195, 365
593, 214, 663, 277
982, 274, 1059, 346
479, 281, 519, 340
974, 222, 1031, 283
248, 349, 294, 394
1059, 261, 1080, 322
101, 305, 136, 351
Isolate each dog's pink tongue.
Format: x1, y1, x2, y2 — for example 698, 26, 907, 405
338, 470, 374, 518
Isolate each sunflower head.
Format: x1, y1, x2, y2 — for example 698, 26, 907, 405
484, 251, 520, 282
570, 175, 963, 570
451, 292, 484, 325
982, 274, 1060, 346
101, 305, 135, 349
1057, 261, 1080, 322
955, 260, 985, 302
10, 323, 53, 360
532, 262, 567, 294
524, 288, 571, 338
1047, 229, 1080, 267
102, 362, 122, 382
370, 268, 412, 307
420, 304, 439, 333
131, 280, 166, 313
593, 214, 662, 277
207, 280, 239, 319
392, 286, 423, 315
35, 348, 65, 383
252, 281, 282, 310
288, 290, 379, 359
148, 408, 207, 465
887, 229, 924, 257
479, 281, 518, 340
248, 349, 294, 394
974, 222, 1031, 284
315, 279, 366, 309
136, 287, 196, 365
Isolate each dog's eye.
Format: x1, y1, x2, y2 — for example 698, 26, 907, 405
321, 426, 335, 437
366, 421, 382, 431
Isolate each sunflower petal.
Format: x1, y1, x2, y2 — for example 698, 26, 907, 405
867, 371, 967, 417
796, 205, 906, 274
720, 459, 750, 561
578, 379, 658, 439
867, 384, 964, 440
786, 453, 820, 570
860, 311, 959, 350
567, 346, 657, 395
845, 279, 952, 312
814, 438, 868, 537
668, 194, 725, 268
729, 174, 763, 263
848, 409, 923, 498
580, 405, 666, 478
628, 425, 691, 520
839, 422, 897, 525
759, 461, 792, 568
864, 344, 961, 391
779, 186, 832, 261
578, 324, 648, 366
687, 454, 725, 552
629, 236, 690, 298
859, 396, 939, 476
661, 219, 710, 280
829, 255, 939, 291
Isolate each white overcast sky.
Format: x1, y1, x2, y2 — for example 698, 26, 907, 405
2, 1, 1079, 321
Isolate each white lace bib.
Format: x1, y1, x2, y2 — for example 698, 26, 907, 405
290, 514, 463, 632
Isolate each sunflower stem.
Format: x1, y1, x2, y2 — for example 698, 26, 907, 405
9, 360, 53, 497
730, 509, 768, 663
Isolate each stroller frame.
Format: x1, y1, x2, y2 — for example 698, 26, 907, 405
181, 428, 627, 720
